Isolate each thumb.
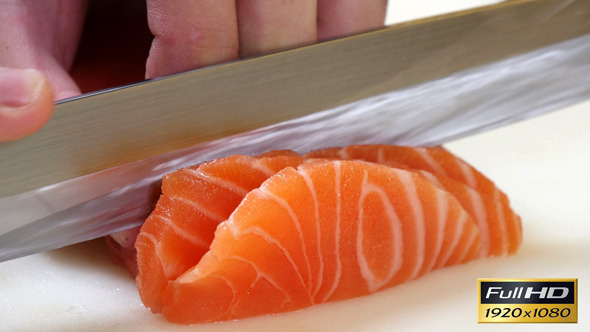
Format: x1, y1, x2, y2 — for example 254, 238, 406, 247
0, 67, 55, 142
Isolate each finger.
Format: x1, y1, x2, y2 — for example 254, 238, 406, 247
0, 1, 86, 99
13, 56, 80, 101
0, 1, 85, 141
236, 0, 317, 57
145, 0, 239, 79
317, 0, 387, 40
0, 67, 54, 142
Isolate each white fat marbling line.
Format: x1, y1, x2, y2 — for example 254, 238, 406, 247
376, 147, 386, 164
136, 231, 180, 279
236, 224, 309, 299
456, 223, 479, 264
256, 186, 313, 290
427, 188, 449, 273
415, 148, 448, 177
454, 157, 478, 189
209, 272, 237, 300
170, 194, 226, 222
183, 167, 250, 196
152, 213, 210, 251
338, 148, 351, 159
356, 171, 404, 293
299, 168, 325, 301
248, 158, 279, 177
224, 255, 291, 310
437, 210, 468, 269
322, 162, 343, 302
494, 189, 509, 256
417, 170, 443, 188
397, 170, 426, 281
466, 188, 489, 257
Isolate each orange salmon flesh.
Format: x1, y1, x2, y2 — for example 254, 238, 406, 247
129, 145, 522, 324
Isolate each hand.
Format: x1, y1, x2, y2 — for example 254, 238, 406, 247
0, 0, 387, 142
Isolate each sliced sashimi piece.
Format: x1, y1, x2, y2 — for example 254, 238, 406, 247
108, 150, 304, 278
135, 153, 306, 312
305, 144, 521, 257
305, 144, 509, 204
416, 170, 522, 257
158, 160, 481, 324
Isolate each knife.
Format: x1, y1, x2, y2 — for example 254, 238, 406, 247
1, 0, 590, 262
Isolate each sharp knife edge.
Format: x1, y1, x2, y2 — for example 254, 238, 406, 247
2, 0, 590, 198
1, 31, 590, 262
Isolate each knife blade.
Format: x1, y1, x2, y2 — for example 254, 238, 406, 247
1, 0, 590, 261
3, 0, 590, 198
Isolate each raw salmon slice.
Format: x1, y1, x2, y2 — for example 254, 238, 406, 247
157, 160, 481, 324
414, 170, 522, 257
305, 144, 522, 257
135, 153, 306, 312
305, 144, 509, 203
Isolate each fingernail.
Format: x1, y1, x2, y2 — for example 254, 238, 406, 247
0, 68, 43, 109
56, 90, 80, 101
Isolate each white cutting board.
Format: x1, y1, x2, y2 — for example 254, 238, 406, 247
5, 1, 590, 331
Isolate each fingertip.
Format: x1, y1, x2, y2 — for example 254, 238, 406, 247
317, 0, 387, 40
236, 0, 317, 58
145, 0, 239, 78
0, 68, 55, 142
55, 89, 81, 101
